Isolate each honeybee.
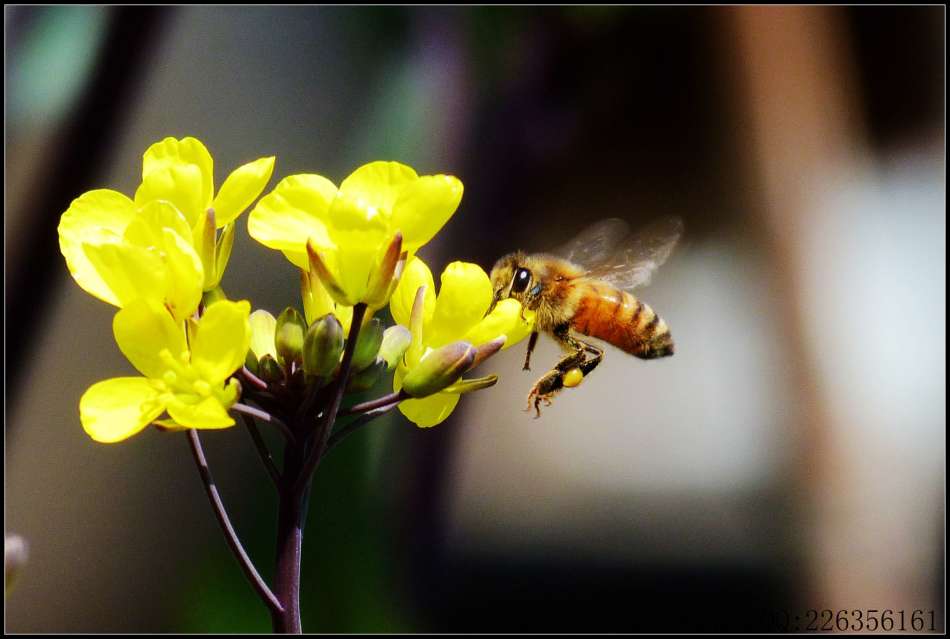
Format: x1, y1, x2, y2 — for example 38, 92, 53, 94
488, 217, 683, 416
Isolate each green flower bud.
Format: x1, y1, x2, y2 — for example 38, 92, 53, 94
469, 336, 506, 370
275, 307, 306, 370
257, 354, 283, 383
245, 349, 259, 375
378, 325, 411, 370
346, 357, 387, 393
402, 341, 476, 398
443, 374, 499, 394
351, 318, 384, 372
303, 313, 344, 379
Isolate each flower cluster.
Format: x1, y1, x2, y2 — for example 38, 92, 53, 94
59, 136, 536, 441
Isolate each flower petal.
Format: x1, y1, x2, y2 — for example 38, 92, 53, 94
334, 304, 354, 336
248, 174, 337, 267
166, 395, 235, 430
427, 261, 493, 348
190, 300, 251, 384
300, 270, 334, 326
389, 256, 435, 328
113, 298, 187, 379
326, 192, 390, 303
134, 163, 207, 228
339, 161, 418, 214
82, 240, 168, 309
123, 200, 192, 247
392, 174, 463, 251
140, 137, 214, 215
249, 309, 277, 360
212, 156, 276, 226
462, 298, 535, 348
393, 366, 460, 427
398, 393, 461, 428
115, 200, 203, 320
58, 189, 136, 305
79, 377, 165, 443
160, 228, 205, 322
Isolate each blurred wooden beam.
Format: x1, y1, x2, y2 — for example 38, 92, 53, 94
720, 5, 867, 608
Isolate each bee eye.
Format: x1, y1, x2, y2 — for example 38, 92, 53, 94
511, 268, 531, 293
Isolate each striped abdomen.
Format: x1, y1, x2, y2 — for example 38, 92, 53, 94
569, 281, 674, 359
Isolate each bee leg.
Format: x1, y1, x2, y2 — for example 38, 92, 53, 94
578, 341, 604, 376
526, 369, 564, 418
525, 346, 586, 417
523, 331, 539, 371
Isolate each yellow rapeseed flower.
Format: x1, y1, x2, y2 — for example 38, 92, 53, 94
58, 137, 275, 311
79, 299, 251, 443
389, 258, 535, 427
248, 161, 463, 309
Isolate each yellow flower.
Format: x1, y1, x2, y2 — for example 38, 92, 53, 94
248, 309, 278, 362
134, 136, 275, 229
58, 137, 275, 309
248, 161, 463, 307
58, 198, 204, 321
79, 299, 251, 443
300, 268, 355, 334
389, 258, 535, 428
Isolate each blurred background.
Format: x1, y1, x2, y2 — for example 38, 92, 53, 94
5, 5, 944, 632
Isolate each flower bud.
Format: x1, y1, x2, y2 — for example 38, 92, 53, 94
307, 240, 350, 305
443, 374, 499, 394
346, 357, 387, 393
194, 207, 217, 290
275, 307, 306, 370
468, 336, 506, 370
213, 222, 236, 288
378, 325, 411, 370
303, 313, 344, 379
257, 353, 283, 383
245, 349, 259, 375
249, 309, 278, 360
351, 317, 384, 372
402, 341, 476, 398
364, 233, 403, 308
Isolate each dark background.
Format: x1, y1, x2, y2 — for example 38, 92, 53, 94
5, 6, 945, 633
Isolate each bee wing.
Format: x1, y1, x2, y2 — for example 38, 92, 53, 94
579, 216, 684, 291
553, 218, 633, 270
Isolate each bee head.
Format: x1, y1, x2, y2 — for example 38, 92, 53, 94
488, 251, 531, 312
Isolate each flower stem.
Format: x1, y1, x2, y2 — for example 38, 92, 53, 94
271, 302, 368, 633
240, 413, 281, 487
233, 402, 296, 444
239, 365, 269, 391
344, 390, 407, 416
186, 430, 283, 617
271, 444, 305, 633
292, 303, 368, 500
